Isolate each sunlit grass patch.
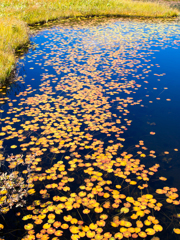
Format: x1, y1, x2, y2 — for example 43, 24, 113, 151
0, 0, 179, 21
0, 0, 179, 23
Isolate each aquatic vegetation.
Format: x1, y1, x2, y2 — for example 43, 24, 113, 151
0, 18, 180, 240
0, 153, 36, 231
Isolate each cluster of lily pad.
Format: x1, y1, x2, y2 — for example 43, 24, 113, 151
0, 19, 180, 240
1, 80, 179, 239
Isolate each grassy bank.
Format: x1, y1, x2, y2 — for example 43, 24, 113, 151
0, 17, 29, 81
0, 0, 179, 82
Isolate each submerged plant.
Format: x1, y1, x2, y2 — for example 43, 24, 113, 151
0, 153, 36, 214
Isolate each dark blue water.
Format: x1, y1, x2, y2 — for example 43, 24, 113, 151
15, 19, 180, 184
0, 18, 180, 240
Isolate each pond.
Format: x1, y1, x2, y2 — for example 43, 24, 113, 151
0, 17, 180, 240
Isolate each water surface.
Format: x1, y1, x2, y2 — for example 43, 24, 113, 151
1, 18, 180, 239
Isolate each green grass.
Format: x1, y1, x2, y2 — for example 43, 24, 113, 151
0, 0, 179, 82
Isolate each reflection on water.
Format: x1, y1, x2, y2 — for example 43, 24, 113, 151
0, 18, 180, 239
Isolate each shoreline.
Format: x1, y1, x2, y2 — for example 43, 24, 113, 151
0, 0, 179, 83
